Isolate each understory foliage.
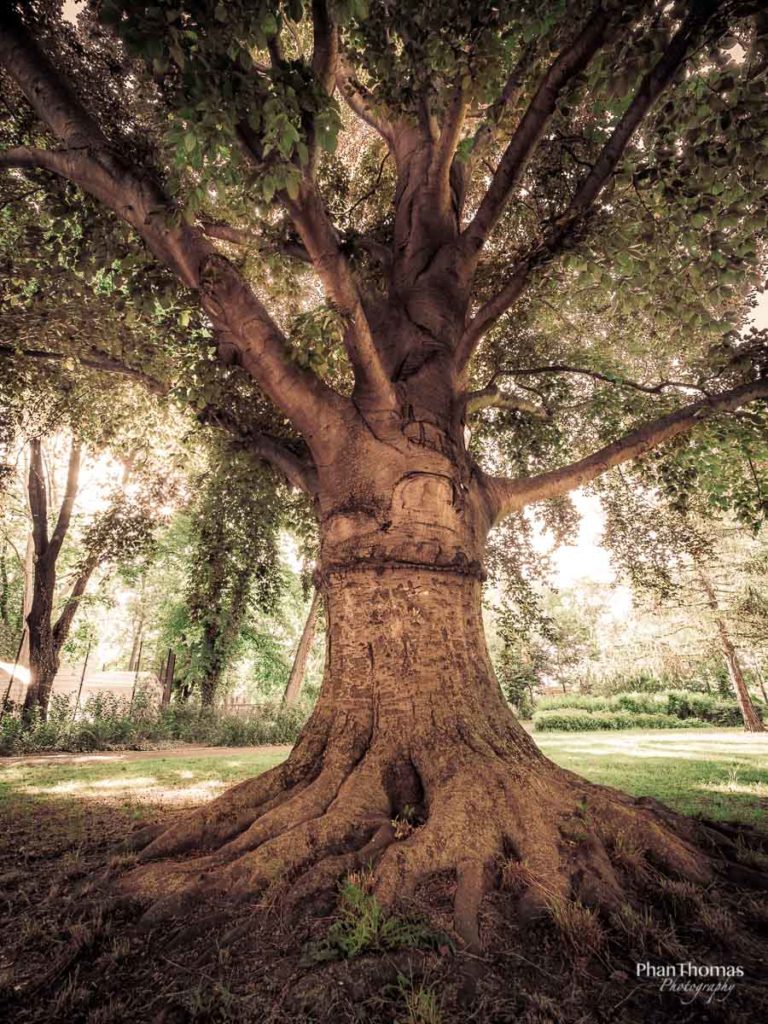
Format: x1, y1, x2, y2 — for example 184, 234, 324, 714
0, 689, 310, 755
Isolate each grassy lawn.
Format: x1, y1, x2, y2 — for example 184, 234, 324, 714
536, 728, 768, 826
0, 728, 766, 827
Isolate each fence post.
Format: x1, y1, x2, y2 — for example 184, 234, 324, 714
1, 627, 27, 715
71, 640, 92, 723
161, 649, 175, 707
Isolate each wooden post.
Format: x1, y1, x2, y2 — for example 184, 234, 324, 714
1, 627, 27, 715
129, 638, 143, 711
71, 640, 92, 723
161, 649, 175, 707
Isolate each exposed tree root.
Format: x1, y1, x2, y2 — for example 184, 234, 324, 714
116, 734, 768, 957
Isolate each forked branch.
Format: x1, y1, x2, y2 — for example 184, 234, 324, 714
457, 0, 720, 371
463, 6, 610, 249
484, 379, 768, 522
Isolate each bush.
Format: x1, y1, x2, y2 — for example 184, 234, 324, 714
537, 695, 612, 713
0, 691, 310, 755
532, 708, 710, 732
531, 690, 762, 730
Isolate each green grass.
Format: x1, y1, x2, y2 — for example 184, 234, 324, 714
0, 750, 287, 823
535, 728, 768, 826
0, 729, 766, 827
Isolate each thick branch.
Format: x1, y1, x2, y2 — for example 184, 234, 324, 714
197, 406, 318, 496
0, 10, 343, 445
464, 7, 609, 249
48, 439, 81, 561
464, 385, 549, 419
485, 378, 768, 522
286, 184, 396, 406
457, 2, 719, 370
335, 61, 395, 149
311, 0, 338, 95
430, 80, 469, 201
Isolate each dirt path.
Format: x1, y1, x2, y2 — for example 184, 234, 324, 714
0, 743, 293, 767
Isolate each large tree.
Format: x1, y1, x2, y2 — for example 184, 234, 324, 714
2, 0, 768, 947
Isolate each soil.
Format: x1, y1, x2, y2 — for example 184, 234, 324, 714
1, 764, 767, 1024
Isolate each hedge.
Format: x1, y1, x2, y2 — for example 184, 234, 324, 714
532, 709, 710, 732
535, 690, 760, 729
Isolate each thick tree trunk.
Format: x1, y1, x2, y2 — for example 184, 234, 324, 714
23, 565, 59, 716
125, 455, 726, 948
282, 589, 320, 706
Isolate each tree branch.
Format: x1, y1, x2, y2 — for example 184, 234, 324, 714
48, 439, 81, 561
457, 1, 719, 371
0, 9, 344, 446
197, 406, 318, 496
467, 43, 537, 168
494, 364, 707, 396
52, 553, 97, 650
335, 60, 395, 149
464, 385, 550, 419
199, 221, 311, 262
0, 342, 169, 395
463, 7, 610, 249
285, 183, 397, 406
430, 79, 468, 201
484, 378, 768, 522
0, 342, 317, 494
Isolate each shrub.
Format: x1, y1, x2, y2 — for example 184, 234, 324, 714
532, 709, 710, 732
531, 689, 761, 729
0, 691, 311, 755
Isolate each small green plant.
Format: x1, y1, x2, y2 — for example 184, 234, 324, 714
398, 977, 443, 1024
307, 882, 449, 961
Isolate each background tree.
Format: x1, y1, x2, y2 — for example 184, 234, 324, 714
176, 439, 285, 707
2, 0, 768, 951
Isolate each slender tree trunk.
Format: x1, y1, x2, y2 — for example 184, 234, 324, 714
282, 589, 320, 706
23, 562, 59, 716
19, 532, 34, 667
714, 619, 764, 732
128, 616, 144, 673
22, 437, 83, 718
699, 572, 764, 733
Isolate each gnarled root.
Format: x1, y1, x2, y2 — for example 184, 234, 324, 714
115, 732, 768, 954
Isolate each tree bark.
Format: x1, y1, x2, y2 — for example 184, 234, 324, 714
22, 437, 87, 717
126, 424, 723, 950
282, 589, 320, 706
699, 572, 764, 733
